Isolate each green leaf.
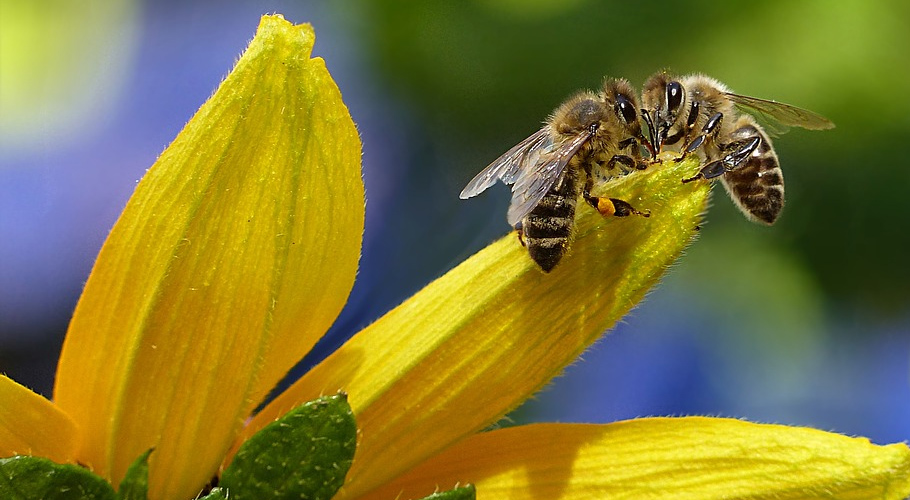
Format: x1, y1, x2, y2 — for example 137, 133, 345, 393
116, 449, 151, 500
0, 456, 116, 500
220, 393, 356, 499
417, 484, 476, 500
197, 487, 228, 500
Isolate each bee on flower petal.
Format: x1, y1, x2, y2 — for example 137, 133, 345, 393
460, 78, 653, 272
641, 72, 834, 224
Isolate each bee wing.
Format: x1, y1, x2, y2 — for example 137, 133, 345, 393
459, 128, 551, 199
505, 130, 592, 226
726, 93, 835, 136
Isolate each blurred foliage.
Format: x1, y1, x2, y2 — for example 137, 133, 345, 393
337, 0, 910, 313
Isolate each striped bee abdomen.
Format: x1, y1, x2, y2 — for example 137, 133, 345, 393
720, 120, 784, 225
521, 168, 581, 272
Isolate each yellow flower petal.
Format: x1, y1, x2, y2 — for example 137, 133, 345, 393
245, 155, 709, 497
53, 15, 362, 499
365, 418, 910, 500
0, 375, 78, 463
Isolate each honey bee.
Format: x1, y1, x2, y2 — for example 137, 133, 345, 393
460, 78, 653, 272
641, 72, 834, 224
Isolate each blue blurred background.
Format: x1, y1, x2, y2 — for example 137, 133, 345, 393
2, 0, 908, 445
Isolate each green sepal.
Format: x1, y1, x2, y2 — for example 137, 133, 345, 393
417, 484, 476, 500
220, 393, 356, 499
0, 455, 116, 500
116, 448, 152, 500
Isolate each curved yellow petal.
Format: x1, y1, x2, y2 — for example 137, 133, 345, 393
245, 155, 709, 497
0, 375, 78, 463
365, 418, 910, 500
53, 15, 362, 499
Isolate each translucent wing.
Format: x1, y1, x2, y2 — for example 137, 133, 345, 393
726, 93, 835, 135
505, 130, 592, 226
459, 128, 551, 199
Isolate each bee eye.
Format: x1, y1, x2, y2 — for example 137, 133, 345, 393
616, 95, 637, 124
666, 81, 683, 114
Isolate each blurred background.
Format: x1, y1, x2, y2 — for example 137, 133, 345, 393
2, 0, 908, 446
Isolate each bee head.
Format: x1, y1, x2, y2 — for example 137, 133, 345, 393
604, 78, 652, 156
642, 72, 685, 152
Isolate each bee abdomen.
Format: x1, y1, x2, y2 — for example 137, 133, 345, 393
522, 173, 579, 272
524, 212, 575, 272
721, 123, 785, 225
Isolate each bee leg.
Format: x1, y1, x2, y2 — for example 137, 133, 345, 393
723, 136, 762, 168
682, 160, 727, 183
584, 194, 650, 217
618, 136, 650, 161
663, 128, 685, 148
514, 221, 526, 247
606, 154, 647, 172
675, 99, 702, 154
604, 198, 651, 218
677, 112, 723, 160
682, 136, 761, 183
582, 166, 650, 217
581, 172, 607, 213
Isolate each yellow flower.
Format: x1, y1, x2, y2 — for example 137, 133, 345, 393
1, 14, 908, 500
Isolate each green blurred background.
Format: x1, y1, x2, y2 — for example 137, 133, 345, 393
2, 0, 908, 444
358, 0, 910, 309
